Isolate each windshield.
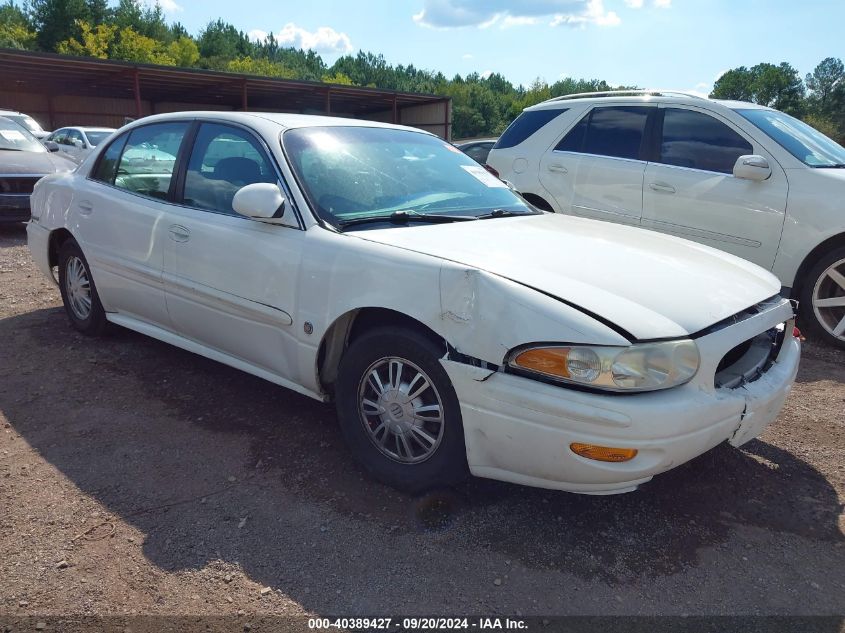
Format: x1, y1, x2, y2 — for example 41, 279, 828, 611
737, 108, 845, 167
6, 114, 44, 134
0, 117, 46, 152
85, 130, 112, 147
282, 126, 533, 227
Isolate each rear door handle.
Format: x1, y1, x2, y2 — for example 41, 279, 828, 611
78, 201, 93, 215
168, 224, 190, 242
548, 164, 568, 174
649, 182, 676, 194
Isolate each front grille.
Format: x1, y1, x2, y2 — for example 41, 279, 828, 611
714, 326, 784, 389
0, 176, 39, 195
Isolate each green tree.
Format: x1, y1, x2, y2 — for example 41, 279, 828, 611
166, 35, 199, 66
197, 18, 252, 61
711, 66, 755, 101
322, 71, 353, 85
56, 19, 114, 58
112, 0, 167, 41
0, 1, 35, 48
713, 63, 805, 115
226, 56, 294, 78
806, 57, 844, 113
111, 25, 174, 64
27, 0, 90, 51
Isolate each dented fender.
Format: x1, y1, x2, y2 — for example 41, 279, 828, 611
438, 260, 629, 365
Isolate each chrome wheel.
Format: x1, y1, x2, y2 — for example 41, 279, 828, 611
812, 257, 845, 342
65, 255, 92, 320
358, 357, 445, 464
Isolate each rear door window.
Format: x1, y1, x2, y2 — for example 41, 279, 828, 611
556, 106, 651, 160
113, 122, 189, 200
658, 108, 753, 174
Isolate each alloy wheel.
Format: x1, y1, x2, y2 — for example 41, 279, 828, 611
812, 256, 845, 342
357, 356, 445, 464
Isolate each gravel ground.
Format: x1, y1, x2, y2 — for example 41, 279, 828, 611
1, 223, 843, 623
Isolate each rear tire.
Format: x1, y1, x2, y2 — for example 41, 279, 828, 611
798, 246, 845, 349
57, 238, 108, 336
335, 327, 468, 493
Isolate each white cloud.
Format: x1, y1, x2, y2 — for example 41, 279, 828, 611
142, 0, 182, 13
247, 22, 353, 54
624, 0, 644, 7
550, 0, 620, 27
279, 23, 353, 54
653, 0, 672, 7
501, 15, 540, 28
480, 69, 494, 79
249, 23, 353, 55
462, 53, 474, 59
413, 0, 621, 29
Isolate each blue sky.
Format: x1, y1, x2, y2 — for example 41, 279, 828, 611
154, 0, 842, 93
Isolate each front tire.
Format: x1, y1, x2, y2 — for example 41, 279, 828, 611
799, 246, 845, 349
335, 327, 468, 493
57, 238, 108, 336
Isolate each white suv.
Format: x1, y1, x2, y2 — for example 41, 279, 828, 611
487, 91, 845, 348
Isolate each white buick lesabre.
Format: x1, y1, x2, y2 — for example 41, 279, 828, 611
27, 112, 800, 494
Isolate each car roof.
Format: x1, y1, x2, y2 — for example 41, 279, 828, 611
120, 111, 434, 136
0, 109, 24, 115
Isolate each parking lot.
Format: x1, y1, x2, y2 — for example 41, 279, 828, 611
1, 222, 844, 618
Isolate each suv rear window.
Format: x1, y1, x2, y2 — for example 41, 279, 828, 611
494, 108, 568, 149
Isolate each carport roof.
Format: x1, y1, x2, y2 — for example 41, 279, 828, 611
0, 49, 448, 117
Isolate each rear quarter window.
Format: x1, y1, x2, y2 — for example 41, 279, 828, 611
494, 108, 568, 149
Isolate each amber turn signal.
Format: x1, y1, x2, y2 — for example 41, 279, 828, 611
513, 347, 570, 378
570, 442, 638, 463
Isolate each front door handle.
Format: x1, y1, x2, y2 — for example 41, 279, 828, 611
168, 224, 190, 242
78, 201, 93, 216
649, 182, 676, 194
548, 164, 568, 174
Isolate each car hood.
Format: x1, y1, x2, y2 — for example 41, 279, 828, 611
354, 213, 781, 340
0, 150, 75, 174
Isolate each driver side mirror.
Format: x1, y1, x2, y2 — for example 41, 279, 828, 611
733, 155, 771, 181
43, 141, 60, 153
232, 183, 286, 223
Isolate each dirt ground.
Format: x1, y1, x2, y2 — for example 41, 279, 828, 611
1, 223, 844, 624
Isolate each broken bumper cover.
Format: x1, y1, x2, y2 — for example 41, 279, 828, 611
441, 313, 799, 495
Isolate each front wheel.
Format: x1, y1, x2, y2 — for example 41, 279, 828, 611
799, 246, 845, 349
334, 327, 468, 493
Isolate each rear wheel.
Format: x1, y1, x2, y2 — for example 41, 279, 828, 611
57, 238, 107, 336
799, 246, 845, 349
335, 327, 468, 493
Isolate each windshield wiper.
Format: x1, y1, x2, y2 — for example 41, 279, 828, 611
338, 209, 479, 229
812, 163, 845, 168
476, 208, 539, 219
0, 148, 23, 151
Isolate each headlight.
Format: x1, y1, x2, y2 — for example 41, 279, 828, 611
508, 340, 700, 392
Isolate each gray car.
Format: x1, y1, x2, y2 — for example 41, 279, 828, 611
0, 117, 76, 224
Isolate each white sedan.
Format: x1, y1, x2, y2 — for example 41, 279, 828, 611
44, 126, 116, 164
27, 112, 800, 494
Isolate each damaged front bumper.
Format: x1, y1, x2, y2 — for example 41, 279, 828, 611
441, 298, 800, 494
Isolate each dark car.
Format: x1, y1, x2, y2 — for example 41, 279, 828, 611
455, 138, 497, 165
0, 116, 76, 223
